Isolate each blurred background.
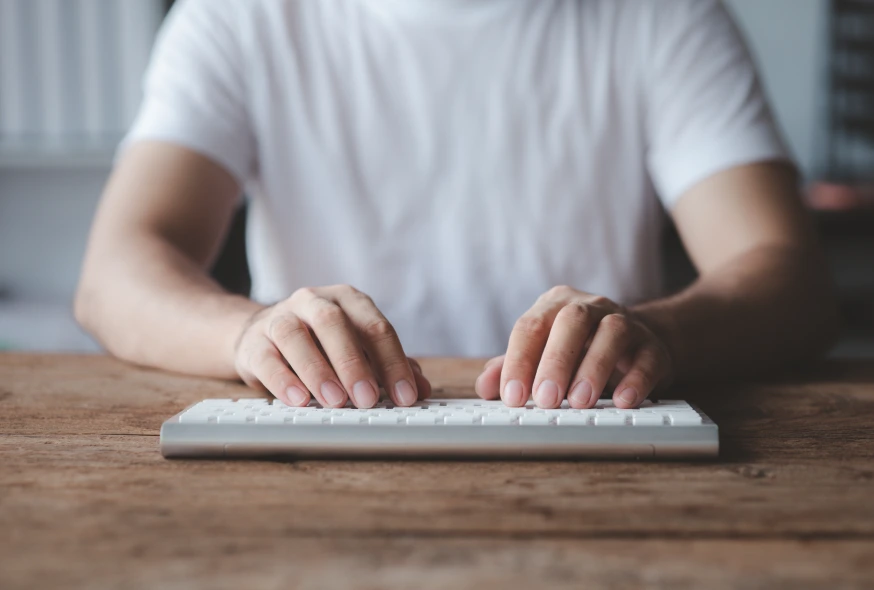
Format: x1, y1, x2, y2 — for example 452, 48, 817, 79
0, 0, 872, 355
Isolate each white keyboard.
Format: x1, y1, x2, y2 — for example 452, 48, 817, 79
161, 397, 717, 459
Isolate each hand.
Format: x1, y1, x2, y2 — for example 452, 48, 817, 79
233, 285, 430, 408
475, 286, 672, 409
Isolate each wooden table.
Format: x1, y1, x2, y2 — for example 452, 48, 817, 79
2, 354, 874, 589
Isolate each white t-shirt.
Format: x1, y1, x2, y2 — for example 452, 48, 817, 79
124, 0, 788, 357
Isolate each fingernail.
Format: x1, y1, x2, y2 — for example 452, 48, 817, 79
503, 380, 525, 406
352, 380, 378, 408
320, 381, 347, 407
535, 380, 560, 408
618, 387, 638, 406
286, 386, 309, 406
568, 380, 593, 407
394, 379, 416, 406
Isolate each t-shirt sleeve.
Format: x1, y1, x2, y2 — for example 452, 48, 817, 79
643, 0, 791, 209
119, 0, 255, 184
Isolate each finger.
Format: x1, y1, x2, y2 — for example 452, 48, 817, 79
290, 293, 379, 409
250, 344, 311, 406
475, 355, 504, 400
267, 312, 349, 408
532, 303, 597, 408
612, 344, 668, 409
500, 302, 566, 407
335, 291, 419, 407
569, 313, 636, 409
410, 359, 432, 400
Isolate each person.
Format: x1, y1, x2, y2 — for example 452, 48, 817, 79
75, 0, 838, 412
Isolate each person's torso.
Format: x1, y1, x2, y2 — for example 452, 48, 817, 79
241, 0, 666, 356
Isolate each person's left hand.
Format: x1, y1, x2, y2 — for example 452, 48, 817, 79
474, 286, 673, 409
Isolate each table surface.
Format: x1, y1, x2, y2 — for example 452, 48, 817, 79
2, 354, 874, 589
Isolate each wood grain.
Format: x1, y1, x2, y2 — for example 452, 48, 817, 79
2, 354, 874, 589
4, 535, 874, 590
3, 434, 874, 538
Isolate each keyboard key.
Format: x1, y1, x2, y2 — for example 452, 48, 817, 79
482, 414, 514, 426
331, 414, 364, 425
669, 413, 703, 425
294, 414, 326, 425
255, 414, 288, 424
444, 414, 475, 425
519, 414, 551, 426
217, 414, 251, 424
594, 413, 627, 426
179, 413, 215, 423
556, 414, 590, 426
632, 413, 665, 426
368, 415, 401, 425
406, 414, 438, 425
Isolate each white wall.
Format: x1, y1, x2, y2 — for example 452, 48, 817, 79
0, 167, 107, 301
0, 166, 108, 350
725, 0, 828, 178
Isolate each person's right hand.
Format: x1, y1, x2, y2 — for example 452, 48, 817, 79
233, 285, 430, 409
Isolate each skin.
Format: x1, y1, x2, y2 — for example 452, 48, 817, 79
76, 141, 838, 410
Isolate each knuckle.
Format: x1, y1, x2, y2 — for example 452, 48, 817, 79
335, 283, 358, 296
251, 348, 277, 369
265, 364, 290, 388
504, 349, 539, 375
332, 351, 366, 374
290, 287, 315, 302
309, 303, 346, 328
600, 313, 629, 334
539, 351, 576, 373
585, 354, 615, 378
556, 302, 590, 326
633, 366, 657, 387
268, 315, 307, 342
588, 295, 613, 309
356, 291, 376, 306
514, 315, 550, 338
298, 356, 330, 379
362, 318, 397, 341
381, 355, 412, 376
543, 285, 575, 301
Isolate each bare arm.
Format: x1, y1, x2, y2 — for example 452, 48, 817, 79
75, 141, 261, 379
76, 142, 427, 408
634, 161, 840, 382
476, 162, 840, 409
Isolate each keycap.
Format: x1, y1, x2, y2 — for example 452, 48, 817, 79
406, 414, 438, 425
519, 414, 551, 426
179, 413, 215, 423
294, 414, 326, 425
217, 414, 251, 424
482, 414, 514, 426
255, 414, 288, 424
557, 414, 590, 426
594, 413, 626, 426
632, 413, 666, 426
444, 414, 476, 425
331, 414, 364, 425
668, 413, 702, 425
368, 415, 400, 425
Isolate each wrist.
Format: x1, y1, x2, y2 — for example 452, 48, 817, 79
221, 298, 269, 379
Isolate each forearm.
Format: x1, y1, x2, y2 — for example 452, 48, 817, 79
633, 244, 840, 383
75, 233, 264, 380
